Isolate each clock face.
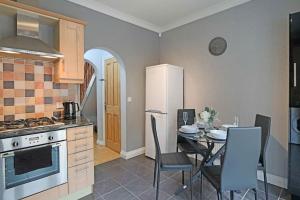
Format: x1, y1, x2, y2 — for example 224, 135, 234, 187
209, 37, 227, 56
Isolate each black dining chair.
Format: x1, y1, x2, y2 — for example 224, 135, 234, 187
151, 115, 193, 200
255, 114, 271, 200
200, 127, 262, 200
177, 109, 208, 166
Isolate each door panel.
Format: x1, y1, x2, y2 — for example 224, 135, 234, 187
145, 113, 167, 159
146, 66, 167, 113
290, 13, 300, 106
105, 58, 121, 153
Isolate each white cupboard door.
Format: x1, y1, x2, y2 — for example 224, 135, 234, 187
146, 66, 167, 113
145, 113, 167, 159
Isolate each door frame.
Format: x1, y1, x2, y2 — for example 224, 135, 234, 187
83, 47, 127, 154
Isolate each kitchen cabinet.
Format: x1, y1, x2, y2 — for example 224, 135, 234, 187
54, 19, 84, 83
67, 125, 94, 193
22, 183, 68, 200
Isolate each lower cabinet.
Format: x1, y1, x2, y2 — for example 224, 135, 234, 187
23, 184, 68, 200
68, 161, 94, 193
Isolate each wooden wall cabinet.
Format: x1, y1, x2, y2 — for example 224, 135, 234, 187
54, 19, 84, 84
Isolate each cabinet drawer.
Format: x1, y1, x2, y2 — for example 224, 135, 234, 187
68, 137, 93, 154
22, 183, 68, 200
68, 149, 93, 167
68, 162, 94, 194
67, 125, 93, 141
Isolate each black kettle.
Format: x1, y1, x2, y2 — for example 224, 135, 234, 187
63, 101, 80, 119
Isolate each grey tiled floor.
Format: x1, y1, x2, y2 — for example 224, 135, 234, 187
80, 155, 290, 200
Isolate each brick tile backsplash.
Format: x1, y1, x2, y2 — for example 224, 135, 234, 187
0, 57, 78, 121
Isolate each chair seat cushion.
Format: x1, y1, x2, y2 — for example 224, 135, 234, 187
178, 141, 208, 155
161, 152, 193, 170
201, 165, 221, 190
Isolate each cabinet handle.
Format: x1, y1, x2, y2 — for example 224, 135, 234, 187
294, 63, 297, 87
75, 155, 89, 162
75, 144, 88, 149
76, 166, 89, 172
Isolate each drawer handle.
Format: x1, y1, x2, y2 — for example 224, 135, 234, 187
75, 144, 88, 149
75, 156, 89, 161
76, 166, 89, 172
75, 131, 87, 136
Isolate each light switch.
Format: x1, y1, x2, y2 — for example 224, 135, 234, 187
127, 97, 132, 102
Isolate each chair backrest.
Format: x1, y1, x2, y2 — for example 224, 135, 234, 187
221, 127, 261, 191
255, 114, 271, 163
151, 115, 161, 161
177, 109, 196, 129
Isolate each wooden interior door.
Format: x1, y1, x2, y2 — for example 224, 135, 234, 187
105, 58, 121, 153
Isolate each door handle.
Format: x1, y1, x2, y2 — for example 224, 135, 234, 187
294, 63, 297, 87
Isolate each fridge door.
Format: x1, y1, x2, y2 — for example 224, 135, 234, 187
290, 13, 300, 107
145, 112, 167, 159
146, 66, 167, 113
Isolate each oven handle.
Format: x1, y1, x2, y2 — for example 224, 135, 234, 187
0, 142, 63, 158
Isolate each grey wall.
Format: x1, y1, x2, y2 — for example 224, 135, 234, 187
0, 0, 160, 152
160, 0, 300, 179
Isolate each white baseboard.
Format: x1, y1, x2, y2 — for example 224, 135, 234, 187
121, 147, 145, 160
96, 139, 105, 145
257, 171, 287, 189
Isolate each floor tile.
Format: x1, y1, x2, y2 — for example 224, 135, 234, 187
124, 178, 153, 196
112, 168, 140, 185
93, 179, 121, 195
102, 187, 137, 200
139, 187, 171, 200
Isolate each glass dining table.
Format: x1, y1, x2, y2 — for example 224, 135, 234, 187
175, 129, 227, 195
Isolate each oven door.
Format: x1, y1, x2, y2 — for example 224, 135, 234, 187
0, 141, 67, 200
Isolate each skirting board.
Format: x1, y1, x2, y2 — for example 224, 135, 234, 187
257, 171, 287, 189
97, 139, 105, 145
121, 147, 145, 160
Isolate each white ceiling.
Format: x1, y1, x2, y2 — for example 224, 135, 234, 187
67, 0, 252, 33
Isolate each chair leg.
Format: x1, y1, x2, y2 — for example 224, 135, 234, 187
253, 189, 257, 200
230, 191, 234, 200
200, 173, 203, 200
182, 170, 185, 185
263, 167, 269, 200
190, 170, 193, 200
217, 192, 223, 200
153, 160, 157, 187
195, 154, 198, 166
156, 168, 160, 200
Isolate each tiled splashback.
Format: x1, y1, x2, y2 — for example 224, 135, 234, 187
0, 57, 78, 121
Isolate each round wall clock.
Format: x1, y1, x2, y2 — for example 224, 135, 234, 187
209, 37, 227, 56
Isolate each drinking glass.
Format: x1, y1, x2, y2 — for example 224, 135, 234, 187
183, 112, 188, 125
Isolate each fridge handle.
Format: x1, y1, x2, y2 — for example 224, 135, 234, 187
145, 110, 167, 114
294, 63, 297, 87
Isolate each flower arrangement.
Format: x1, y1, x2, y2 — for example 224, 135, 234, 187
199, 107, 218, 125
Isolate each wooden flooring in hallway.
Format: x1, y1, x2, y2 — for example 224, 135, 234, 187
94, 133, 120, 166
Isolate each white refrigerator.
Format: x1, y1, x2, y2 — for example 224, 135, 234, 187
145, 64, 183, 159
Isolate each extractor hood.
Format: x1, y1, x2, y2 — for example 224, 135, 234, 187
0, 11, 63, 59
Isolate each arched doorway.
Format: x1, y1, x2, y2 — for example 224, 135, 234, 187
81, 48, 126, 165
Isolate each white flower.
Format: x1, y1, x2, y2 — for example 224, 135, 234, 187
200, 111, 211, 123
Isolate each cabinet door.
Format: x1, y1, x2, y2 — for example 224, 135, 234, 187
290, 13, 300, 106
56, 20, 84, 83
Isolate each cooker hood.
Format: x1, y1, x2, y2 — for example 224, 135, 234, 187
0, 11, 63, 59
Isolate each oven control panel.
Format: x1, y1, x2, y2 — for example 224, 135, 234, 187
0, 129, 66, 152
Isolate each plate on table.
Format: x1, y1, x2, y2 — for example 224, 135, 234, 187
206, 129, 227, 140
222, 124, 238, 129
179, 125, 199, 134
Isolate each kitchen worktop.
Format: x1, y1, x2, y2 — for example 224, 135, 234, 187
0, 116, 93, 139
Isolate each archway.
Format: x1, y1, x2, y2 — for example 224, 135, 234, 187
81, 48, 127, 163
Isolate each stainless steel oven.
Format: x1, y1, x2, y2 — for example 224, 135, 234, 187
0, 130, 67, 200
